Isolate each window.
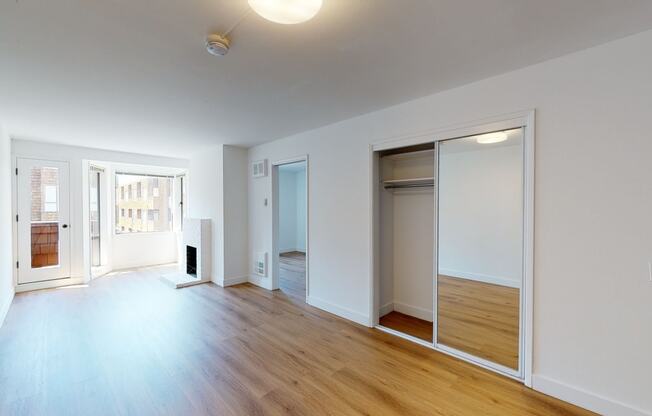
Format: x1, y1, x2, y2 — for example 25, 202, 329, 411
43, 185, 58, 212
120, 186, 124, 200
115, 173, 173, 233
152, 177, 160, 197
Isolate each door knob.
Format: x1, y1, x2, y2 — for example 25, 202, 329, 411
62, 224, 69, 229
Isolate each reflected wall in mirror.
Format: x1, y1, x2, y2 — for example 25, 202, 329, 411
437, 128, 523, 371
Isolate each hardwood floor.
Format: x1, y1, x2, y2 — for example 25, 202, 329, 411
0, 265, 594, 415
279, 251, 305, 301
438, 275, 520, 370
379, 311, 433, 342
379, 276, 519, 370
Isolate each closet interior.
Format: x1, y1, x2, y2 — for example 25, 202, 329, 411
377, 143, 435, 342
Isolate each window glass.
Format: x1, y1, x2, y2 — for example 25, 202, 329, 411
115, 174, 173, 233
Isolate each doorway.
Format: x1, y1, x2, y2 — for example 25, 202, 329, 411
16, 158, 71, 284
272, 158, 308, 301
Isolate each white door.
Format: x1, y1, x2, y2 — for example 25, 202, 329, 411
16, 158, 71, 284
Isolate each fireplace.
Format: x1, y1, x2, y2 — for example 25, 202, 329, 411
186, 245, 197, 277
161, 218, 211, 289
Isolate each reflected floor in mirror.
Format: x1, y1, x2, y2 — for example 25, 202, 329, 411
438, 275, 520, 370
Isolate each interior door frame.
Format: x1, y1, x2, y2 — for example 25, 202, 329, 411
15, 157, 72, 285
369, 110, 535, 386
270, 155, 309, 300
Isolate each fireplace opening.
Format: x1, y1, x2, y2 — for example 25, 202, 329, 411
186, 245, 197, 277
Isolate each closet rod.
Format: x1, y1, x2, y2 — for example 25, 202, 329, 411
384, 183, 434, 190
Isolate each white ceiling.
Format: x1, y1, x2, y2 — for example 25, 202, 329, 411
2, 1, 652, 158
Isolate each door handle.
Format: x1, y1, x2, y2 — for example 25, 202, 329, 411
62, 224, 69, 229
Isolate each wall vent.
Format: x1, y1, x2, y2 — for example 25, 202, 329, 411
252, 159, 267, 178
254, 252, 267, 276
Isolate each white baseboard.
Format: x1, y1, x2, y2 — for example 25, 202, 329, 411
279, 248, 306, 254
15, 277, 86, 293
223, 275, 249, 287
394, 302, 433, 322
248, 274, 271, 290
307, 295, 371, 327
379, 302, 394, 317
0, 291, 15, 328
533, 375, 651, 416
439, 268, 521, 288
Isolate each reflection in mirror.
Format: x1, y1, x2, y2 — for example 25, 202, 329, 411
437, 128, 523, 370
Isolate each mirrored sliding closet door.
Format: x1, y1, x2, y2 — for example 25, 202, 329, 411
436, 128, 524, 374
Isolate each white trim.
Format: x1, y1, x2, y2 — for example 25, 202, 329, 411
532, 375, 651, 416
15, 277, 86, 293
393, 302, 433, 322
0, 292, 14, 328
247, 273, 267, 288
438, 268, 521, 288
223, 275, 249, 287
376, 325, 432, 347
522, 111, 535, 387
307, 295, 371, 327
435, 342, 521, 380
371, 110, 532, 151
379, 301, 394, 317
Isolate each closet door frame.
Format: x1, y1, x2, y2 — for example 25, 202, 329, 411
370, 110, 535, 387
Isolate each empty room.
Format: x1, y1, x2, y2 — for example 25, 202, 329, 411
1, 1, 651, 415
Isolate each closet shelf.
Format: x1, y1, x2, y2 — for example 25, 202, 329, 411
383, 177, 434, 190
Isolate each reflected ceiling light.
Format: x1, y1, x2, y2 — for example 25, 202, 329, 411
248, 0, 323, 24
476, 131, 508, 144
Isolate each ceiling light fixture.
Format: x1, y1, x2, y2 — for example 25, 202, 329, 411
248, 0, 323, 24
476, 131, 508, 144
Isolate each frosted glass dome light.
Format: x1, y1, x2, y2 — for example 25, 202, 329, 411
248, 0, 323, 24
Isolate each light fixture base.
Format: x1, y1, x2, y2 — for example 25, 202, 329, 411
206, 34, 231, 56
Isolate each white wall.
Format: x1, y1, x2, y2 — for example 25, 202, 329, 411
278, 164, 307, 253
439, 143, 523, 288
295, 169, 306, 251
222, 145, 249, 284
0, 125, 14, 326
279, 169, 298, 252
247, 30, 652, 415
188, 145, 223, 283
11, 139, 188, 286
111, 232, 179, 270
188, 144, 248, 286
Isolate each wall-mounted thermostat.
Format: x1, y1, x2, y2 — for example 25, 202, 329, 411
252, 159, 267, 178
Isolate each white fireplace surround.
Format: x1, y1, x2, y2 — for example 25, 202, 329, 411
162, 218, 211, 288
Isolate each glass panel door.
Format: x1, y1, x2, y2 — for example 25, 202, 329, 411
17, 158, 71, 284
89, 167, 103, 268
436, 128, 524, 374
